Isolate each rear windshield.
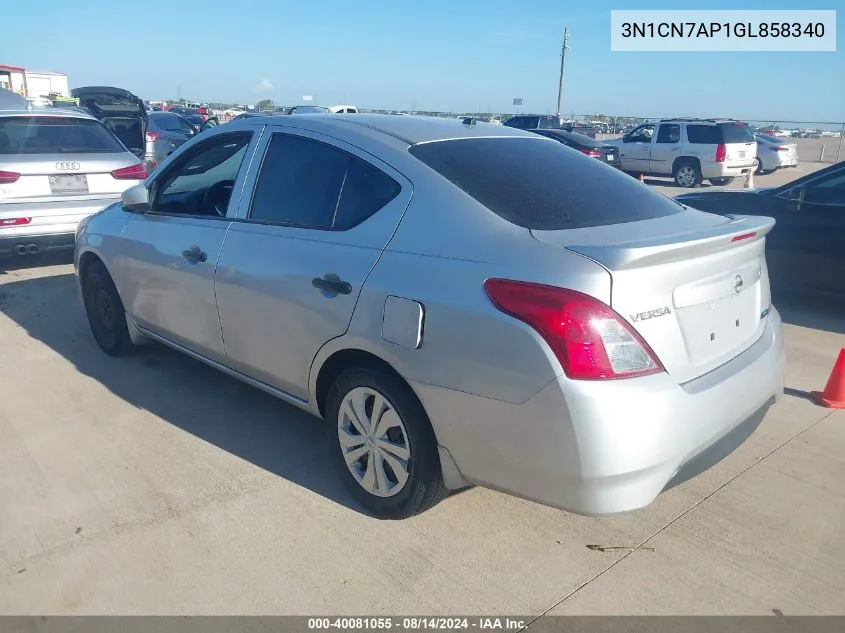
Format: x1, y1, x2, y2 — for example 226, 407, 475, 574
757, 134, 781, 144
719, 123, 755, 144
0, 116, 125, 155
409, 137, 683, 230
150, 114, 183, 131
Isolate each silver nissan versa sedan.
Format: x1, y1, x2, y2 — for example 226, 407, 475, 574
74, 114, 785, 519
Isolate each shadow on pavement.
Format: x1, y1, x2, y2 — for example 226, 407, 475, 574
0, 271, 369, 516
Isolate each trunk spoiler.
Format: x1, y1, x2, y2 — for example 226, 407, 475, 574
565, 215, 775, 271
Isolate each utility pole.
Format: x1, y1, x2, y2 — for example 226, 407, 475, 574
556, 27, 569, 117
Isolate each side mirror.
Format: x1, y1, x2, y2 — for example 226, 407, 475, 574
785, 185, 804, 211
200, 118, 219, 132
122, 184, 150, 213
622, 135, 631, 143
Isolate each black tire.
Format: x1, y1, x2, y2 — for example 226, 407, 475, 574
753, 158, 764, 175
708, 177, 734, 186
325, 365, 448, 519
82, 260, 135, 356
673, 160, 702, 188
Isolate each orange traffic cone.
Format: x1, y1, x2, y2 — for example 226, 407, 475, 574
811, 348, 845, 409
639, 174, 645, 183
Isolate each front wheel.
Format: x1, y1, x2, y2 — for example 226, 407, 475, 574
709, 177, 734, 186
326, 366, 447, 519
82, 260, 135, 356
673, 161, 702, 188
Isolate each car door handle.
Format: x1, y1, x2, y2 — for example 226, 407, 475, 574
182, 246, 207, 263
312, 274, 352, 295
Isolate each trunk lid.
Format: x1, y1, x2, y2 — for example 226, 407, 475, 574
531, 211, 775, 383
71, 86, 147, 159
719, 122, 757, 167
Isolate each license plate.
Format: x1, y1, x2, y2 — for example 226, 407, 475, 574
607, 153, 616, 162
49, 174, 88, 194
738, 152, 746, 159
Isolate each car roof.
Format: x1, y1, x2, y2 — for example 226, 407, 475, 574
0, 108, 97, 121
253, 113, 536, 145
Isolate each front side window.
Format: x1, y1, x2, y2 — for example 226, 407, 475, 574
249, 134, 400, 230
151, 132, 252, 216
626, 124, 654, 143
803, 169, 845, 206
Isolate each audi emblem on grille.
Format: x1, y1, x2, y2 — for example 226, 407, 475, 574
55, 161, 81, 171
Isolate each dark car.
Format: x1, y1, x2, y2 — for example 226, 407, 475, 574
288, 105, 330, 114
675, 161, 845, 297
71, 86, 147, 159
168, 107, 206, 128
531, 129, 621, 168
504, 114, 598, 138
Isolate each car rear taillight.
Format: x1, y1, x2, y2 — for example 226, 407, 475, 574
715, 144, 727, 162
0, 170, 21, 184
483, 279, 664, 380
581, 149, 603, 158
0, 217, 31, 227
146, 131, 163, 142
111, 163, 148, 180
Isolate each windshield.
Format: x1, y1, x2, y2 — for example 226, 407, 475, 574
756, 134, 782, 144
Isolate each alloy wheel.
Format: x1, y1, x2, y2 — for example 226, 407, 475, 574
677, 166, 695, 187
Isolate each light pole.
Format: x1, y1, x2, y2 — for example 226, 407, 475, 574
556, 27, 569, 117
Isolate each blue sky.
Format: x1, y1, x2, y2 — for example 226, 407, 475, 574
3, 0, 842, 121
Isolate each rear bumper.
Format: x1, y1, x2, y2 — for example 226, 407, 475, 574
416, 308, 784, 515
703, 163, 756, 178
0, 197, 118, 256
0, 232, 75, 257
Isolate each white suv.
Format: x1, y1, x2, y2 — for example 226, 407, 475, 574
606, 119, 757, 188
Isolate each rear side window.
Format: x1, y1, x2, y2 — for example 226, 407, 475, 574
719, 123, 755, 144
151, 114, 182, 131
249, 134, 400, 230
409, 137, 683, 230
686, 125, 721, 144
656, 124, 681, 143
0, 117, 125, 155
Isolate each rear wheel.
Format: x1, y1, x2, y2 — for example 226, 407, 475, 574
709, 177, 734, 186
673, 161, 702, 188
326, 366, 447, 519
82, 260, 135, 356
753, 158, 764, 175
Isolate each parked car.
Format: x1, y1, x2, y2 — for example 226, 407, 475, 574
0, 107, 146, 258
71, 86, 148, 161
604, 118, 757, 188
74, 114, 784, 519
676, 160, 845, 297
754, 134, 799, 174
289, 105, 330, 114
144, 112, 199, 170
503, 115, 598, 138
531, 129, 621, 168
330, 105, 359, 114
168, 107, 206, 128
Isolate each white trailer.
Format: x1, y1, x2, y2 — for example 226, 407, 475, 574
24, 71, 69, 98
